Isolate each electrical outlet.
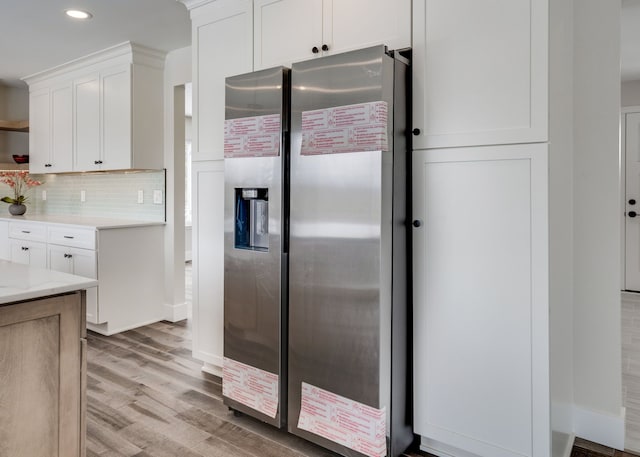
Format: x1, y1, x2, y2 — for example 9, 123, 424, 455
41, 190, 47, 201
137, 190, 144, 204
153, 190, 162, 205
80, 190, 86, 202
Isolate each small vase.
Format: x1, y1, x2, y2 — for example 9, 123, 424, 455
8, 203, 26, 216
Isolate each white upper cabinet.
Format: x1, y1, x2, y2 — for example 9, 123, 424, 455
73, 73, 101, 171
190, 0, 253, 161
25, 42, 165, 173
29, 83, 73, 174
412, 0, 548, 149
254, 0, 323, 69
254, 0, 411, 70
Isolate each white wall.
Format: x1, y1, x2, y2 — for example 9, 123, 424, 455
163, 45, 192, 321
549, 0, 575, 448
622, 80, 640, 107
572, 0, 624, 447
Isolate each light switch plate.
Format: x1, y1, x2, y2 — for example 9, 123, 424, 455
41, 190, 47, 201
80, 190, 86, 202
137, 190, 144, 204
153, 190, 162, 205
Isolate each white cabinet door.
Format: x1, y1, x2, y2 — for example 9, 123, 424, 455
48, 244, 99, 323
412, 144, 549, 457
253, 0, 411, 70
74, 74, 101, 171
191, 160, 224, 369
192, 0, 253, 161
29, 88, 51, 174
101, 65, 132, 170
50, 83, 73, 173
254, 0, 323, 69
412, 0, 548, 149
327, 0, 411, 55
9, 240, 47, 268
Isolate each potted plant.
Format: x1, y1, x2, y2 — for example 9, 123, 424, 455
0, 171, 42, 216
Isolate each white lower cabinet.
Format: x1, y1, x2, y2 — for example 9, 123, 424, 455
9, 239, 47, 268
412, 143, 549, 457
5, 220, 164, 335
48, 244, 99, 323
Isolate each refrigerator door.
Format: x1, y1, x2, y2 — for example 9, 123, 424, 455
288, 46, 412, 457
223, 66, 289, 427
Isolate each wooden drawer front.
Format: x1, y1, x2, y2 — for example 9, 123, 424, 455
48, 226, 96, 250
8, 222, 47, 242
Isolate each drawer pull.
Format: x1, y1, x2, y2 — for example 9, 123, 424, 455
63, 236, 75, 239
64, 253, 73, 259
21, 246, 28, 251
21, 230, 30, 234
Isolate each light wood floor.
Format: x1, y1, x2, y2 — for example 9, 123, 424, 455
86, 319, 427, 457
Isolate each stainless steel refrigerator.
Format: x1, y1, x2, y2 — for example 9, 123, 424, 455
222, 66, 289, 428
288, 46, 413, 457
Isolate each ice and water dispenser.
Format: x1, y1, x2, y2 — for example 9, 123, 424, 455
235, 188, 269, 251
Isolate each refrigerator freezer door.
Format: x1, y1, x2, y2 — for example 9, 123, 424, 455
223, 66, 289, 427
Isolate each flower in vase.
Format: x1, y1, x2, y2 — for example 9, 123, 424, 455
0, 171, 42, 205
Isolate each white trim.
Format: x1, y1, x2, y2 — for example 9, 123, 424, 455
23, 42, 166, 87
163, 302, 189, 322
201, 361, 222, 377
86, 317, 164, 336
573, 405, 625, 450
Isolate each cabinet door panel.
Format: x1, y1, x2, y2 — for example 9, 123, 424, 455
50, 83, 73, 172
413, 0, 548, 149
49, 245, 99, 323
193, 0, 253, 161
254, 0, 323, 69
102, 66, 132, 170
10, 240, 47, 268
412, 144, 549, 457
191, 160, 224, 366
327, 0, 411, 55
29, 88, 51, 174
74, 74, 101, 171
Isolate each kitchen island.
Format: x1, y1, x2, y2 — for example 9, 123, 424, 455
0, 260, 97, 457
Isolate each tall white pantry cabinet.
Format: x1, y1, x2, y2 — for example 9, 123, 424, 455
184, 1, 559, 456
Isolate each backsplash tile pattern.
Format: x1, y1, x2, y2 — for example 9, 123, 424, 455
0, 170, 166, 221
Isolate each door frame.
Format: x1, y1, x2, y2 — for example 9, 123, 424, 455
621, 106, 640, 291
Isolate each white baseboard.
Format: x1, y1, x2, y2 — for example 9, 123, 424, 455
202, 361, 222, 377
164, 302, 189, 322
573, 405, 625, 450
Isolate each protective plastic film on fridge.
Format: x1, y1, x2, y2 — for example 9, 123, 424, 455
222, 66, 290, 428
288, 46, 413, 457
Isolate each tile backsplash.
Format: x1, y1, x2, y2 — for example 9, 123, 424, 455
0, 170, 166, 221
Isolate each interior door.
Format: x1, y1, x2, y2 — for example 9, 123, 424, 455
625, 112, 640, 290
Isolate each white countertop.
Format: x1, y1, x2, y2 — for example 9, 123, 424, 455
0, 214, 165, 229
0, 260, 98, 305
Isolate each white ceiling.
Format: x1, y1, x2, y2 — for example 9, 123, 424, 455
0, 0, 191, 88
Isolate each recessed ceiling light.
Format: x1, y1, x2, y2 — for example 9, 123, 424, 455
65, 9, 93, 20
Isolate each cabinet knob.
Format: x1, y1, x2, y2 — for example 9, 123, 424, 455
45, 163, 52, 167
412, 128, 421, 136
94, 160, 103, 165
64, 253, 73, 259
21, 246, 28, 251
412, 219, 423, 228
322, 44, 329, 52
312, 46, 319, 54
630, 199, 637, 206
630, 211, 637, 218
